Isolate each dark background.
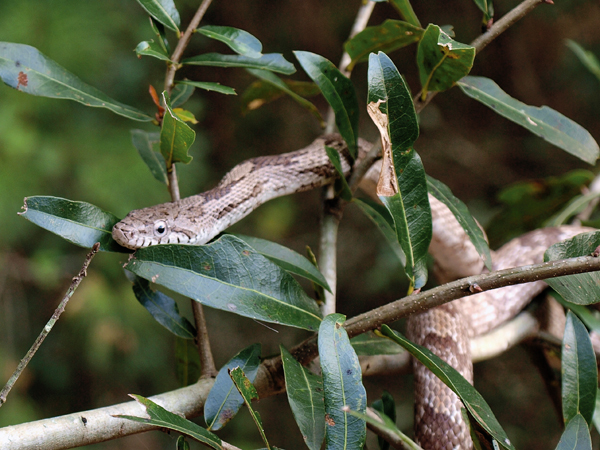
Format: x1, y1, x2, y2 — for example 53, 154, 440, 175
1, 0, 599, 448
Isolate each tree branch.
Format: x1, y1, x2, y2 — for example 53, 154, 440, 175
5, 255, 598, 449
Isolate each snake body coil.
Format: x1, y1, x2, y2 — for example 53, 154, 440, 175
112, 136, 591, 449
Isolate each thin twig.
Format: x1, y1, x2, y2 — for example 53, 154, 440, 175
160, 0, 216, 377
163, 0, 214, 94
0, 243, 101, 407
319, 2, 376, 316
414, 0, 550, 114
192, 301, 217, 377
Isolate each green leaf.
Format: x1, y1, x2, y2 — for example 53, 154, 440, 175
280, 346, 325, 450
197, 26, 262, 59
125, 235, 322, 331
471, 0, 494, 23
171, 83, 195, 108
135, 40, 171, 61
372, 392, 397, 450
544, 231, 600, 305
126, 272, 196, 339
566, 40, 600, 83
555, 413, 592, 450
562, 311, 598, 425
427, 175, 492, 270
367, 52, 431, 289
389, 0, 421, 27
233, 234, 331, 292
242, 78, 320, 113
183, 53, 296, 75
149, 17, 170, 54
0, 42, 152, 122
318, 314, 367, 450
160, 91, 195, 166
294, 51, 359, 158
18, 196, 128, 253
380, 326, 515, 450
417, 24, 475, 98
175, 337, 201, 387
245, 69, 324, 126
205, 343, 262, 430
117, 395, 222, 449
458, 76, 600, 165
344, 20, 423, 71
547, 190, 600, 227
135, 0, 180, 33
352, 198, 405, 265
176, 435, 190, 450
486, 170, 594, 246
345, 408, 420, 450
551, 292, 600, 335
325, 146, 353, 201
229, 367, 270, 449
131, 130, 168, 184
176, 79, 236, 95
350, 332, 404, 356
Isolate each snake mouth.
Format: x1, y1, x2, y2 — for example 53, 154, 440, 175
112, 223, 138, 250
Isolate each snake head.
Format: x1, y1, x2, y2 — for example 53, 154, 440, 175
112, 199, 214, 250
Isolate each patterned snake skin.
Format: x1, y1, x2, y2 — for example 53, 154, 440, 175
112, 135, 591, 449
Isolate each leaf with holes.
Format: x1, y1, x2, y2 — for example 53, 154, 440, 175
295, 51, 359, 159
562, 311, 597, 425
544, 231, 600, 305
344, 20, 423, 71
281, 345, 325, 450
160, 91, 194, 166
183, 53, 295, 75
380, 326, 515, 450
319, 314, 367, 450
367, 52, 431, 289
19, 196, 128, 253
0, 42, 151, 121
417, 24, 475, 98
117, 395, 221, 449
135, 0, 180, 33
125, 235, 322, 331
458, 76, 599, 165
197, 26, 262, 59
204, 343, 261, 431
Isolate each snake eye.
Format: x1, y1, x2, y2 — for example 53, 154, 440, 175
154, 220, 168, 237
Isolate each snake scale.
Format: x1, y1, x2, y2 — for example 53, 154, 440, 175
113, 135, 591, 449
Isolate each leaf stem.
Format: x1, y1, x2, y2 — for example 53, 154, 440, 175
192, 301, 217, 378
0, 243, 101, 407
